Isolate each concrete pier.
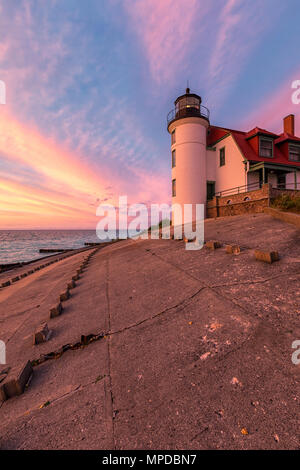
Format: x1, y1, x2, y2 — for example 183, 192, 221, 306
0, 213, 299, 450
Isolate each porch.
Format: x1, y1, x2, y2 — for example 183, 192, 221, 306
247, 161, 300, 191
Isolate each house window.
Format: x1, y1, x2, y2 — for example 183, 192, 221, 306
172, 179, 176, 197
259, 137, 273, 158
172, 149, 176, 168
171, 129, 176, 145
220, 147, 225, 166
289, 144, 300, 162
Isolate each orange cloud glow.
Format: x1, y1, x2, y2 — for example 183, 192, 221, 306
0, 109, 170, 229
0, 109, 118, 228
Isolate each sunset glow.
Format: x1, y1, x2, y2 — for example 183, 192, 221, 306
1, 0, 300, 228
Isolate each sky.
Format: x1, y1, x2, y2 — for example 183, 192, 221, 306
0, 0, 300, 229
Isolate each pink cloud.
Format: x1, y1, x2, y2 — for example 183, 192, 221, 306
206, 0, 284, 109
241, 69, 300, 134
124, 0, 200, 84
124, 0, 284, 112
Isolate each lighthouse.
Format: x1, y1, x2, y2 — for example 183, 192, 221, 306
167, 88, 210, 223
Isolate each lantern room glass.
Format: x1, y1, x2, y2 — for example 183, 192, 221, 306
175, 96, 201, 117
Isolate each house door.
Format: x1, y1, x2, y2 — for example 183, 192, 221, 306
278, 174, 286, 189
207, 181, 215, 200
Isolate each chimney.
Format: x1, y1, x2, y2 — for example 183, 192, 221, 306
283, 114, 295, 136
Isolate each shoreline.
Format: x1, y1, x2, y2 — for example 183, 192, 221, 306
0, 240, 121, 273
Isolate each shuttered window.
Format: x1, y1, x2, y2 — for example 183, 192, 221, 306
259, 137, 273, 158
289, 144, 300, 162
172, 150, 176, 168
220, 147, 225, 166
172, 179, 176, 197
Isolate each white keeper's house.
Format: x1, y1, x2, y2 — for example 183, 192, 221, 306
167, 88, 300, 212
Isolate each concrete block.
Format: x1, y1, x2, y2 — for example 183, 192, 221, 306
226, 244, 241, 254
254, 250, 280, 264
20, 273, 28, 278
12, 276, 20, 282
0, 367, 10, 386
183, 236, 196, 243
0, 369, 9, 384
50, 302, 63, 318
0, 361, 33, 401
206, 240, 222, 250
60, 289, 70, 302
67, 280, 76, 289
2, 281, 11, 287
34, 323, 52, 345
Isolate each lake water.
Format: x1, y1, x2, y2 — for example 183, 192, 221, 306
0, 230, 103, 264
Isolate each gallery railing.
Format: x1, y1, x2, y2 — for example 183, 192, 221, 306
167, 104, 210, 125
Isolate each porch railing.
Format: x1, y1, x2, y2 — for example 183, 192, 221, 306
271, 182, 300, 190
214, 181, 262, 198
214, 181, 300, 198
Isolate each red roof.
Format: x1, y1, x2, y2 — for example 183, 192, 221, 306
275, 132, 300, 144
245, 127, 278, 139
207, 126, 229, 146
208, 125, 300, 167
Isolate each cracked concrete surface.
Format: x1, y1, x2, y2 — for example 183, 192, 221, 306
0, 213, 299, 449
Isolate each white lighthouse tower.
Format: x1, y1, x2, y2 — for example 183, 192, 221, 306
167, 88, 210, 223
